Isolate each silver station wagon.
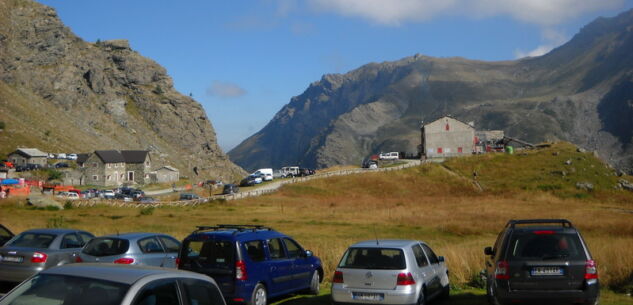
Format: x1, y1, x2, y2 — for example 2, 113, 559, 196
79, 232, 181, 268
331, 240, 450, 305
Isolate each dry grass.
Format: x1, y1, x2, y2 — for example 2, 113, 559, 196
1, 142, 632, 292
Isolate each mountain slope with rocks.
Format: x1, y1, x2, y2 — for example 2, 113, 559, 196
230, 9, 633, 173
0, 0, 245, 180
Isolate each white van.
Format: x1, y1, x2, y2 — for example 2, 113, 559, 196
253, 168, 274, 181
379, 152, 399, 160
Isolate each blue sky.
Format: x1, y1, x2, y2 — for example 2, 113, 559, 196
38, 0, 633, 151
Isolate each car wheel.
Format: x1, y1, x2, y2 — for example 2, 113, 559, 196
308, 270, 320, 295
249, 283, 267, 305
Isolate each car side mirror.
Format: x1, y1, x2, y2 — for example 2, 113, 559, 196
303, 250, 313, 258
438, 256, 445, 263
484, 246, 494, 256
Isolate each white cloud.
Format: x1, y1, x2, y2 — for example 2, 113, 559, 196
514, 28, 569, 58
309, 0, 625, 26
206, 81, 247, 99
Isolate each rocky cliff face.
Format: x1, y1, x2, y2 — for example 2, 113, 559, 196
230, 9, 633, 173
0, 0, 245, 180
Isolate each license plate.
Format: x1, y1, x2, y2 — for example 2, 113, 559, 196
2, 256, 23, 263
531, 266, 563, 276
352, 292, 384, 301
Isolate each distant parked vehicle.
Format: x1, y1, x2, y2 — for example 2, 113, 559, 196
379, 152, 399, 160
0, 224, 14, 246
222, 184, 239, 195
253, 168, 274, 181
101, 189, 115, 199
55, 153, 66, 159
239, 176, 258, 187
0, 264, 227, 305
280, 166, 300, 178
54, 162, 69, 168
79, 232, 181, 268
331, 240, 450, 305
299, 168, 315, 176
115, 193, 133, 202
362, 159, 378, 169
179, 193, 199, 200
138, 197, 156, 204
0, 228, 94, 283
66, 153, 78, 160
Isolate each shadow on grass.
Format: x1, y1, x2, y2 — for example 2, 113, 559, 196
273, 292, 488, 305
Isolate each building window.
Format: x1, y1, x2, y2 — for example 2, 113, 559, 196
458, 147, 463, 153
107, 175, 111, 181
107, 164, 111, 168
92, 175, 98, 181
144, 174, 149, 179
438, 147, 443, 154
445, 123, 450, 131
145, 161, 150, 166
93, 163, 98, 168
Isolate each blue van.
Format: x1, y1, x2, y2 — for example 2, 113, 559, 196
178, 225, 323, 305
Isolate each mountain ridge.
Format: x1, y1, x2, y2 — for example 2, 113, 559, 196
229, 8, 633, 173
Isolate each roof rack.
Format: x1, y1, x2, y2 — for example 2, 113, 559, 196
506, 219, 573, 228
194, 224, 273, 234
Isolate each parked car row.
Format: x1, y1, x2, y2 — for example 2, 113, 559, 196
0, 219, 600, 305
48, 153, 77, 160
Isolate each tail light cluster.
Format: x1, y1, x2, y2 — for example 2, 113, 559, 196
114, 258, 135, 264
396, 272, 416, 286
495, 261, 510, 280
584, 260, 598, 279
31, 252, 48, 263
332, 271, 344, 283
236, 260, 248, 280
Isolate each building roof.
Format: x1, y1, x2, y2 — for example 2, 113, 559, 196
76, 153, 90, 164
11, 148, 48, 158
121, 150, 149, 163
94, 150, 125, 163
424, 115, 474, 129
155, 166, 178, 172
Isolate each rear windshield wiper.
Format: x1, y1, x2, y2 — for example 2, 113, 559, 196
541, 254, 569, 260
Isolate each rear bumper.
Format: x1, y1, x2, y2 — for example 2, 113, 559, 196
0, 264, 43, 283
331, 284, 418, 305
494, 280, 599, 305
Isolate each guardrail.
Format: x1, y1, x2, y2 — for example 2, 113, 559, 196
71, 160, 421, 208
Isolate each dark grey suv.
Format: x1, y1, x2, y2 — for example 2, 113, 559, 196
484, 219, 599, 305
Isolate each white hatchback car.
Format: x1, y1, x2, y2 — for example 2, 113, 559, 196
331, 240, 449, 305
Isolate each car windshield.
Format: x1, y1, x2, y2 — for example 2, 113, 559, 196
338, 247, 406, 270
182, 240, 234, 268
0, 274, 129, 305
9, 233, 56, 249
83, 238, 130, 257
509, 231, 587, 260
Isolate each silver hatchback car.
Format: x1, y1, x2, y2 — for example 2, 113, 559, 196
0, 228, 94, 283
331, 240, 450, 305
79, 233, 181, 268
0, 263, 226, 305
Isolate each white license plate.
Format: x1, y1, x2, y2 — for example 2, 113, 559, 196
531, 266, 563, 276
2, 256, 23, 263
352, 292, 384, 301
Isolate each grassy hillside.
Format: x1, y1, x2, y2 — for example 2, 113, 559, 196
1, 142, 632, 303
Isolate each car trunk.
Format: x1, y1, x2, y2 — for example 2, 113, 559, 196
505, 231, 588, 291
180, 238, 236, 294
0, 246, 46, 268
80, 238, 130, 263
337, 247, 406, 290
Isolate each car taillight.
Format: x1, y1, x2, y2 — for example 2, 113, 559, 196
175, 258, 181, 268
332, 271, 344, 283
533, 230, 554, 235
584, 260, 598, 279
114, 258, 135, 264
396, 272, 416, 285
31, 252, 48, 263
235, 260, 247, 280
75, 255, 83, 263
495, 261, 510, 280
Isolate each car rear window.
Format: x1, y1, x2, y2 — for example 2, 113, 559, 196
508, 231, 587, 260
82, 238, 130, 257
338, 247, 406, 270
183, 240, 234, 267
10, 233, 56, 249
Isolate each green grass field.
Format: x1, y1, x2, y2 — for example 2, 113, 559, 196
1, 142, 632, 304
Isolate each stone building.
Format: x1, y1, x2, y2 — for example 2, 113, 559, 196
121, 150, 152, 185
151, 166, 180, 184
83, 150, 126, 187
8, 148, 48, 167
421, 116, 475, 158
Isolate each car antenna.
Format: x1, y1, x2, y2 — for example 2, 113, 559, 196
373, 225, 379, 245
